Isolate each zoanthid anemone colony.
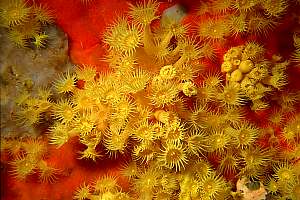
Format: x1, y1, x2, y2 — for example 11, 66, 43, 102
0, 0, 300, 200
0, 0, 54, 48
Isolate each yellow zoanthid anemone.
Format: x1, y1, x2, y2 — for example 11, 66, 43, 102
32, 4, 55, 25
53, 70, 77, 94
52, 99, 78, 124
93, 175, 120, 194
73, 183, 91, 200
37, 160, 60, 184
0, 0, 31, 27
226, 122, 259, 149
9, 155, 37, 180
197, 17, 231, 42
104, 17, 142, 55
158, 141, 188, 171
198, 172, 230, 200
217, 150, 239, 174
128, 0, 159, 27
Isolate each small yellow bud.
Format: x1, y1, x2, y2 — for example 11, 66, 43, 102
227, 46, 243, 58
233, 59, 241, 66
221, 61, 233, 72
231, 69, 243, 82
154, 110, 170, 124
223, 53, 231, 62
160, 65, 177, 79
240, 77, 256, 93
182, 81, 197, 97
152, 75, 164, 86
272, 54, 282, 62
239, 60, 254, 73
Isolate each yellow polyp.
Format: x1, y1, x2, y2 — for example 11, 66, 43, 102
15, 106, 41, 127
53, 99, 77, 124
239, 60, 254, 73
197, 18, 231, 42
7, 29, 28, 47
37, 160, 59, 183
3, 1, 299, 199
230, 69, 243, 82
120, 161, 139, 179
122, 68, 150, 93
210, 0, 232, 13
0, 0, 31, 27
53, 71, 77, 94
219, 84, 245, 106
158, 141, 188, 171
22, 138, 47, 160
75, 65, 97, 82
198, 173, 228, 200
74, 112, 97, 135
73, 183, 91, 200
154, 110, 170, 124
32, 4, 55, 25
176, 63, 198, 82
49, 122, 73, 148
104, 131, 129, 157
182, 81, 197, 97
159, 65, 177, 79
242, 42, 265, 60
229, 14, 247, 36
164, 120, 185, 142
261, 0, 288, 17
104, 17, 142, 55
94, 175, 119, 193
79, 145, 101, 161
9, 155, 37, 180
150, 81, 179, 107
128, 0, 159, 27
221, 61, 234, 73
133, 142, 156, 163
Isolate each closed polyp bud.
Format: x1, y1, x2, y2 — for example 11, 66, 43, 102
182, 81, 197, 97
221, 61, 233, 72
231, 69, 243, 82
154, 110, 170, 124
160, 65, 177, 79
239, 60, 254, 73
228, 46, 243, 58
233, 59, 241, 66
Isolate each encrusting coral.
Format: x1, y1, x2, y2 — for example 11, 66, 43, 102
0, 0, 300, 200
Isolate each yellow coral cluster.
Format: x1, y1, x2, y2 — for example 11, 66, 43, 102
0, 0, 54, 48
196, 0, 288, 40
197, 0, 288, 41
61, 1, 300, 199
1, 138, 59, 183
14, 87, 53, 127
73, 176, 131, 200
292, 32, 300, 67
221, 42, 289, 111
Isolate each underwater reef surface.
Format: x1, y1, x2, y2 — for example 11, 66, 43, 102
0, 25, 72, 138
1, 0, 300, 200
